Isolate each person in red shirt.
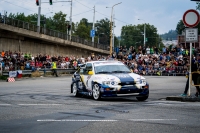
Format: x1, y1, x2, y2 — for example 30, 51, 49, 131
1, 50, 5, 57
30, 60, 36, 71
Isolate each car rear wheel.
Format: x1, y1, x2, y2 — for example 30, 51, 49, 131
136, 96, 148, 101
72, 82, 79, 97
92, 83, 101, 100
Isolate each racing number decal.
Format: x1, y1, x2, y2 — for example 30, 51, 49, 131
86, 76, 91, 87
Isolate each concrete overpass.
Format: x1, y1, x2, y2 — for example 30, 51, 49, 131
0, 17, 109, 57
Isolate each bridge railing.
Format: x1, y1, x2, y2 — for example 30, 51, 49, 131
0, 15, 109, 51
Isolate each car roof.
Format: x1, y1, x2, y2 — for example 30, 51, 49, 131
86, 60, 124, 66
86, 60, 121, 64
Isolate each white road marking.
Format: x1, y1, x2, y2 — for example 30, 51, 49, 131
129, 119, 177, 121
18, 104, 62, 106
37, 119, 177, 122
37, 119, 118, 122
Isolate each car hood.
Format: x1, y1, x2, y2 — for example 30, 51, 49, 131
93, 73, 145, 84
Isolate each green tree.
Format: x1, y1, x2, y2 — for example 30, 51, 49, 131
74, 18, 91, 40
95, 18, 110, 45
120, 24, 160, 49
51, 11, 67, 32
176, 20, 185, 35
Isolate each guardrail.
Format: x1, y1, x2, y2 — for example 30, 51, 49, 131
0, 15, 109, 51
1, 68, 77, 77
39, 68, 77, 74
2, 70, 32, 77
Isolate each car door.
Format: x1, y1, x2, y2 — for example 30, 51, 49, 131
81, 63, 93, 91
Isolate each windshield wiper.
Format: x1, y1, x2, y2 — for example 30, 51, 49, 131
111, 71, 131, 73
96, 71, 111, 74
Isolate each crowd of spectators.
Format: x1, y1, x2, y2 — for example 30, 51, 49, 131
0, 44, 199, 76
113, 45, 200, 76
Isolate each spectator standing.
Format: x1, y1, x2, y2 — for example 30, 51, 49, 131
181, 55, 200, 97
162, 46, 166, 54
146, 46, 150, 54
154, 46, 158, 54
138, 46, 142, 54
122, 46, 127, 55
51, 60, 58, 77
150, 47, 154, 54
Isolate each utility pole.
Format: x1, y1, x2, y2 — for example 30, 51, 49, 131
107, 2, 122, 55
92, 6, 95, 43
144, 24, 146, 47
69, 0, 72, 41
37, 0, 41, 33
112, 12, 115, 52
4, 10, 7, 24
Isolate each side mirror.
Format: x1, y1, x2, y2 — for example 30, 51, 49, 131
88, 71, 94, 75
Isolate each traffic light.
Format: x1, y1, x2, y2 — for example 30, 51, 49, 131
49, 0, 53, 5
68, 25, 71, 31
36, 0, 39, 6
145, 38, 148, 42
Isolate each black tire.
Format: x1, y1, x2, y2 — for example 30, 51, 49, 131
72, 82, 79, 97
92, 83, 101, 100
136, 96, 148, 101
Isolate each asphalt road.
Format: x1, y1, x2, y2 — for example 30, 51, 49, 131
0, 76, 199, 133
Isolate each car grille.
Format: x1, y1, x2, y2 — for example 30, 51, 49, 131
118, 81, 135, 86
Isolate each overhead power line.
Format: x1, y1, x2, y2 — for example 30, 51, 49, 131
73, 0, 131, 25
72, 9, 93, 17
1, 0, 36, 13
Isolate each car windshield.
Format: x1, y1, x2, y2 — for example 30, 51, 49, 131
94, 64, 131, 74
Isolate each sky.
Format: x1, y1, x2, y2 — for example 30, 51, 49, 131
0, 0, 198, 36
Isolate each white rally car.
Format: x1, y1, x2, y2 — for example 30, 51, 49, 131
71, 60, 149, 101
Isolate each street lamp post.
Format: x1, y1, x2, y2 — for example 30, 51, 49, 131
37, 0, 41, 33
107, 2, 122, 55
69, 0, 72, 41
138, 19, 146, 47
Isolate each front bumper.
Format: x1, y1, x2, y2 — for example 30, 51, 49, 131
100, 84, 149, 97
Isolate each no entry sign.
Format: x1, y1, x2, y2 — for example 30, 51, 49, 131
182, 9, 200, 28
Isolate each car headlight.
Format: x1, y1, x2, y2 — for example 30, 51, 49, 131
102, 81, 111, 86
140, 79, 146, 85
102, 81, 118, 86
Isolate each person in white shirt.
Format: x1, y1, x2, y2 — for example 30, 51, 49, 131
80, 55, 85, 64
4, 64, 9, 71
60, 61, 66, 69
146, 46, 150, 54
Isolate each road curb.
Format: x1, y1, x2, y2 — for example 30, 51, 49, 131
166, 96, 200, 102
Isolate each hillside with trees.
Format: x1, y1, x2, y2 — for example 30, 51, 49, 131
160, 30, 178, 41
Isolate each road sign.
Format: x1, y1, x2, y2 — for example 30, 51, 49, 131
90, 30, 95, 37
182, 9, 200, 28
185, 28, 198, 42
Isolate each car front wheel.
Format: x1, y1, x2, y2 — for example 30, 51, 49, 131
92, 83, 101, 100
72, 82, 79, 97
136, 96, 148, 101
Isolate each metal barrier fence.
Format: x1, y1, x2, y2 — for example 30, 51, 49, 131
0, 15, 109, 51
133, 65, 188, 76
1, 68, 77, 77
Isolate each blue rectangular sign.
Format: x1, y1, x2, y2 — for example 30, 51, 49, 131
90, 30, 95, 37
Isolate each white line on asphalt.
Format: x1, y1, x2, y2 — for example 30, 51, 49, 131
18, 104, 62, 106
37, 119, 118, 122
129, 119, 177, 121
37, 119, 178, 122
0, 104, 11, 106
